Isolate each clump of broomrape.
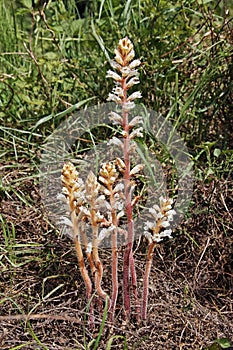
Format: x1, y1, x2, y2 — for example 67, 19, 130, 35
61, 37, 175, 323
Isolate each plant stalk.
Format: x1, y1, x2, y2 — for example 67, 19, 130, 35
109, 192, 119, 322
91, 208, 109, 304
71, 211, 92, 300
71, 210, 94, 326
122, 76, 138, 319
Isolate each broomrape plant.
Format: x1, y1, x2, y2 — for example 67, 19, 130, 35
61, 37, 175, 323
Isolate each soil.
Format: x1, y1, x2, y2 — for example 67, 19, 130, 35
0, 167, 232, 350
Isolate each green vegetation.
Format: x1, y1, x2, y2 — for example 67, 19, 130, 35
0, 1, 232, 349
205, 338, 232, 350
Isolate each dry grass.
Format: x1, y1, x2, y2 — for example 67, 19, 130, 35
0, 163, 232, 349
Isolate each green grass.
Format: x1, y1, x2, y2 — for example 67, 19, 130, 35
1, 0, 232, 161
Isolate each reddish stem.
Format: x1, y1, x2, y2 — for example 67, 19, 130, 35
121, 74, 138, 319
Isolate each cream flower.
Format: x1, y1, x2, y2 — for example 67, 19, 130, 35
144, 197, 176, 243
